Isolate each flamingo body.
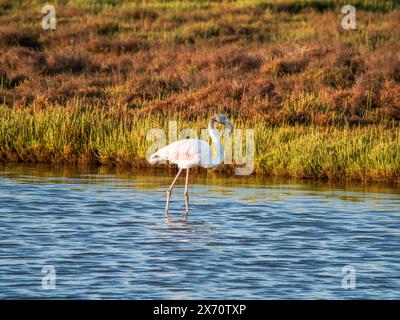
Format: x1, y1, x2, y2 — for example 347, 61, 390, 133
149, 138, 213, 169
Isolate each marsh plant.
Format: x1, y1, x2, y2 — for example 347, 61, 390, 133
0, 104, 399, 182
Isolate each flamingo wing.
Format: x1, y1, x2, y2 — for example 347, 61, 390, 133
149, 139, 212, 168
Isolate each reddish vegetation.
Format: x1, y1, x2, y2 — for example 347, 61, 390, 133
0, 2, 400, 125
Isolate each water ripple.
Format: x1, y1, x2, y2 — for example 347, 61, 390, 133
0, 166, 400, 299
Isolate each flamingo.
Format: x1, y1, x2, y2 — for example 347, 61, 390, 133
148, 113, 232, 220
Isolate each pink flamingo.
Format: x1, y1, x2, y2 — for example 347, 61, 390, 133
149, 113, 232, 220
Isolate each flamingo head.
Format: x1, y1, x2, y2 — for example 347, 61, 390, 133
212, 113, 232, 136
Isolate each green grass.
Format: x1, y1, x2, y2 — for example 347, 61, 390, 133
1, 104, 399, 183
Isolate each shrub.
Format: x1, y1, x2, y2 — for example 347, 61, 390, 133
0, 27, 41, 49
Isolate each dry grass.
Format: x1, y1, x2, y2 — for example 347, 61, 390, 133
0, 1, 399, 124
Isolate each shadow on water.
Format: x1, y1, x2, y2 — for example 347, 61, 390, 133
0, 163, 400, 299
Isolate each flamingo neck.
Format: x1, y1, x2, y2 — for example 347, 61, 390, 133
209, 118, 224, 167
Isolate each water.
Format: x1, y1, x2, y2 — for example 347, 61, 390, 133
0, 164, 400, 299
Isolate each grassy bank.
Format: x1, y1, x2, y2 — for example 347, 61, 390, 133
1, 104, 399, 183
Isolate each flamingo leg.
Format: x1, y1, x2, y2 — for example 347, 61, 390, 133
184, 168, 190, 217
165, 169, 183, 218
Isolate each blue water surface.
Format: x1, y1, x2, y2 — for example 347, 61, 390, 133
0, 164, 399, 299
